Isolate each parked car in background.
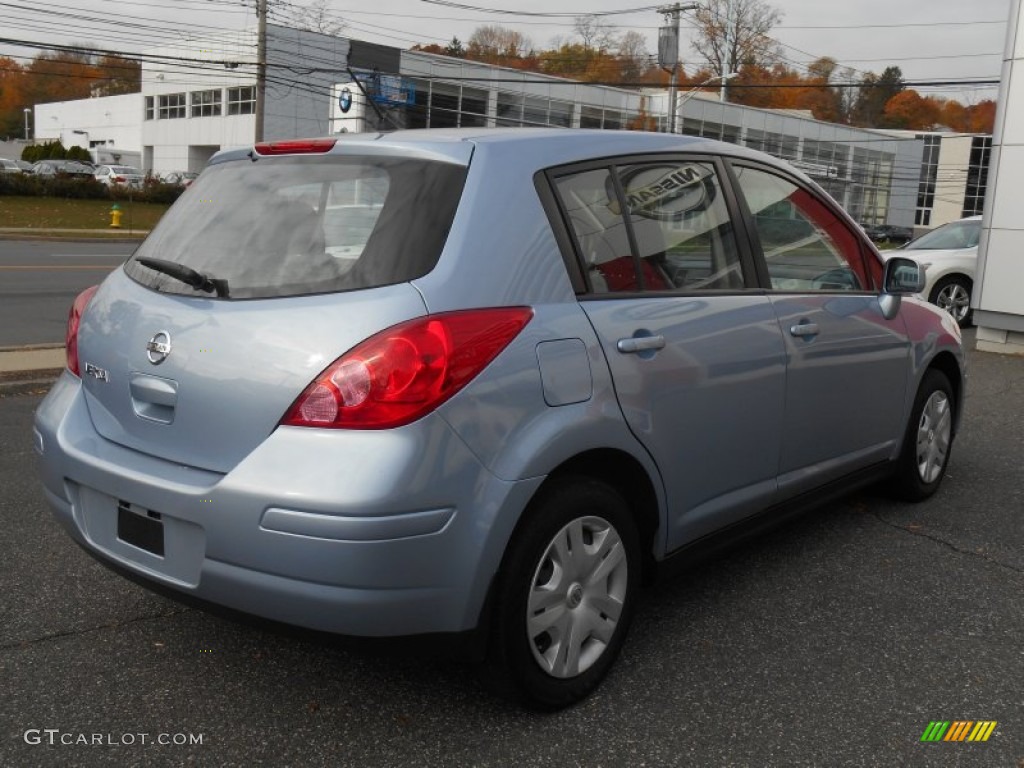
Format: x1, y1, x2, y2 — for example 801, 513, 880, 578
0, 158, 24, 174
30, 159, 95, 177
900, 215, 980, 326
94, 164, 145, 187
863, 223, 914, 245
160, 171, 199, 187
35, 129, 964, 710
15, 160, 33, 173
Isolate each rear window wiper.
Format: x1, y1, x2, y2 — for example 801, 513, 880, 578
136, 257, 230, 298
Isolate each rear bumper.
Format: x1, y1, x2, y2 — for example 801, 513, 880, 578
35, 372, 542, 636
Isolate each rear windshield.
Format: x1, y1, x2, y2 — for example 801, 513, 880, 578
125, 154, 467, 299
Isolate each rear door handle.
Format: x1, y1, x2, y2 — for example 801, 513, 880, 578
789, 323, 820, 338
617, 335, 666, 353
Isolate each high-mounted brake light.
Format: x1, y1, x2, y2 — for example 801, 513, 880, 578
66, 285, 100, 377
281, 308, 534, 430
253, 139, 337, 156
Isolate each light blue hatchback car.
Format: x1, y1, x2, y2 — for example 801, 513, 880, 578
35, 129, 964, 708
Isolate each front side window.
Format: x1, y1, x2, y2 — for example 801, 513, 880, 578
554, 159, 743, 293
227, 86, 256, 115
733, 165, 872, 292
157, 93, 186, 119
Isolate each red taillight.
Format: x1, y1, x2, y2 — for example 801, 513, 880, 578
281, 308, 533, 430
113, 175, 125, 183
254, 139, 337, 156
66, 285, 100, 376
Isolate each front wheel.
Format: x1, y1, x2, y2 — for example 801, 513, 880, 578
930, 275, 973, 327
889, 369, 955, 501
489, 477, 640, 710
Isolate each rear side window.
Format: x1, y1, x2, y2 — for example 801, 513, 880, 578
554, 159, 743, 294
126, 155, 467, 299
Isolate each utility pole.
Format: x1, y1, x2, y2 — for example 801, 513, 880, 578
720, 0, 734, 102
255, 0, 267, 142
658, 3, 700, 134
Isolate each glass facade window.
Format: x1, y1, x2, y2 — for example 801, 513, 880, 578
701, 122, 722, 140
580, 106, 603, 128
603, 111, 623, 131
496, 93, 522, 126
549, 100, 573, 128
191, 89, 222, 118
721, 125, 740, 145
681, 118, 702, 137
157, 93, 186, 119
430, 83, 460, 128
226, 86, 256, 116
461, 87, 488, 127
406, 78, 429, 129
523, 96, 548, 126
961, 136, 992, 218
915, 134, 940, 226
144, 96, 154, 121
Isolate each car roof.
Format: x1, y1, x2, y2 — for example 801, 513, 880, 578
214, 128, 804, 183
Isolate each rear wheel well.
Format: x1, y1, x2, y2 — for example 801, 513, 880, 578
539, 449, 661, 583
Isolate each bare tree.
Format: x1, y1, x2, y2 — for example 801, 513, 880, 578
291, 0, 346, 36
467, 26, 532, 59
573, 15, 617, 52
617, 30, 649, 82
690, 0, 781, 78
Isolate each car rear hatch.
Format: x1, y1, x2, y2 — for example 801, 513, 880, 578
76, 141, 471, 473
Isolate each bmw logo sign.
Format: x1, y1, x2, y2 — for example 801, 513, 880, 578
339, 87, 353, 114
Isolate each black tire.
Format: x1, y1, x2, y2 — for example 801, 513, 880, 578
929, 275, 973, 327
889, 369, 955, 502
488, 476, 641, 710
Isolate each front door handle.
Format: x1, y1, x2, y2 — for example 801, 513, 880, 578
789, 323, 820, 338
617, 335, 666, 353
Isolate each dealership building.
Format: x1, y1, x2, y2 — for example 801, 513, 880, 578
26, 20, 1024, 353
33, 23, 967, 232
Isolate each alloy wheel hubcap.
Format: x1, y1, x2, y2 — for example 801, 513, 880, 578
916, 391, 952, 484
526, 516, 628, 679
936, 284, 970, 323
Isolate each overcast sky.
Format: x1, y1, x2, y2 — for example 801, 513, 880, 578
3, 0, 1013, 102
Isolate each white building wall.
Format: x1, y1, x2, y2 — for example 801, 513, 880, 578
34, 93, 142, 151
141, 29, 258, 174
931, 135, 972, 225
975, 0, 1024, 353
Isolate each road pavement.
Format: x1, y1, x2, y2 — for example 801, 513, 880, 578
0, 336, 1022, 767
0, 239, 136, 347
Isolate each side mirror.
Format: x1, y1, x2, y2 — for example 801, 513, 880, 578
883, 256, 924, 294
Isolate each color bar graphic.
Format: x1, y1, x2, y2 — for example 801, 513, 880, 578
920, 721, 997, 742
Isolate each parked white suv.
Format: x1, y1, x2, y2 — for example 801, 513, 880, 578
901, 215, 980, 326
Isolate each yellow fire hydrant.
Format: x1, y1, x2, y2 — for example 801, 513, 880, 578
109, 204, 122, 229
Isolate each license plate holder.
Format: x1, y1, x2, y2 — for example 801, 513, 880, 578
117, 501, 165, 557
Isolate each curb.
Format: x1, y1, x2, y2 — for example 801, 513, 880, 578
0, 345, 65, 394
0, 368, 62, 397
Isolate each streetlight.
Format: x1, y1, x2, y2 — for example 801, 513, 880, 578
674, 73, 740, 128
23, 108, 30, 140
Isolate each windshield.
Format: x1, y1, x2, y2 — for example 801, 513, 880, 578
110, 166, 140, 174
905, 219, 980, 250
125, 154, 467, 299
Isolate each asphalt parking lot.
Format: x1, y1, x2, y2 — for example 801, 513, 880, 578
1, 330, 1022, 768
